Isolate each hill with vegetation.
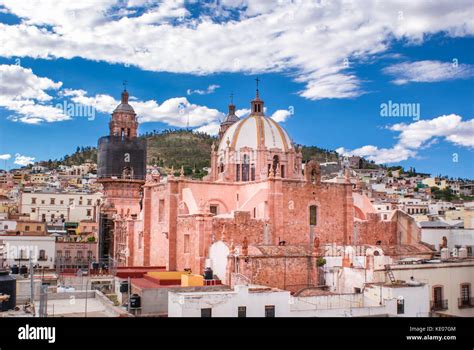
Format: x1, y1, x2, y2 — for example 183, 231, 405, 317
145, 129, 215, 178
40, 129, 349, 178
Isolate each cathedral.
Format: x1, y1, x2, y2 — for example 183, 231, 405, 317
98, 86, 432, 292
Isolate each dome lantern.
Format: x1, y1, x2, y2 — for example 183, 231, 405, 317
250, 77, 264, 116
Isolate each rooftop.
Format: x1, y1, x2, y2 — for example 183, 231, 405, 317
389, 258, 474, 269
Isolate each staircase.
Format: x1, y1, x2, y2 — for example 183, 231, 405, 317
384, 264, 396, 284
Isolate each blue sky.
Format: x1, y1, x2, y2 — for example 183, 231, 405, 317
0, 1, 473, 178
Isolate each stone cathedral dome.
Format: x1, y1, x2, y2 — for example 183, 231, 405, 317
218, 114, 293, 152
209, 83, 302, 183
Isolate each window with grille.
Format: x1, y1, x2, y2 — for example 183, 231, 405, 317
238, 306, 246, 317
265, 305, 275, 317
461, 284, 470, 301
201, 308, 212, 318
397, 299, 404, 314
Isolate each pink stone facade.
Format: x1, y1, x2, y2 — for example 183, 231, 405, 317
99, 90, 432, 292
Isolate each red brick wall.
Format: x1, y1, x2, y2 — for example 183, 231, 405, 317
279, 180, 353, 246
212, 211, 266, 246
354, 210, 421, 246
146, 183, 172, 268
233, 253, 318, 293
354, 213, 398, 245
175, 214, 212, 274
175, 211, 265, 274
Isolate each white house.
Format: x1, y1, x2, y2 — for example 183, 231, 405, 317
419, 221, 474, 254
374, 259, 474, 317
0, 235, 56, 268
168, 283, 429, 318
0, 220, 17, 232
20, 191, 102, 224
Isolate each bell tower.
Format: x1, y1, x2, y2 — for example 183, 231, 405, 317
109, 88, 139, 139
218, 93, 239, 140
97, 86, 147, 266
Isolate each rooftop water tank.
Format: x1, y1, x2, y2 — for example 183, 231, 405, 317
19, 265, 28, 275
0, 270, 16, 311
129, 294, 141, 309
459, 247, 468, 258
204, 267, 213, 280
407, 279, 422, 286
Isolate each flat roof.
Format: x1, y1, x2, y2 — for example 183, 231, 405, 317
419, 221, 463, 228
21, 191, 100, 195
367, 282, 426, 288
388, 259, 474, 270
171, 284, 282, 297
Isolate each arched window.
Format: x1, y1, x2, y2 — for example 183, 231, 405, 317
272, 155, 280, 172
242, 154, 250, 182
219, 163, 224, 173
309, 205, 317, 226
251, 164, 256, 181
311, 169, 317, 183
305, 160, 320, 184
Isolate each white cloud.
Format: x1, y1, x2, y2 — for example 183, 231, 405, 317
0, 1, 472, 100
337, 145, 417, 164
0, 66, 224, 128
383, 60, 474, 85
0, 65, 294, 128
338, 114, 474, 164
14, 153, 35, 166
235, 108, 250, 118
195, 122, 220, 136
0, 154, 11, 160
135, 97, 224, 127
63, 89, 118, 114
298, 73, 364, 100
67, 89, 225, 128
271, 109, 292, 123
390, 114, 474, 149
187, 84, 220, 95
0, 64, 68, 123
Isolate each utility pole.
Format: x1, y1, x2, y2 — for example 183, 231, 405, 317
84, 279, 90, 317
29, 250, 35, 316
